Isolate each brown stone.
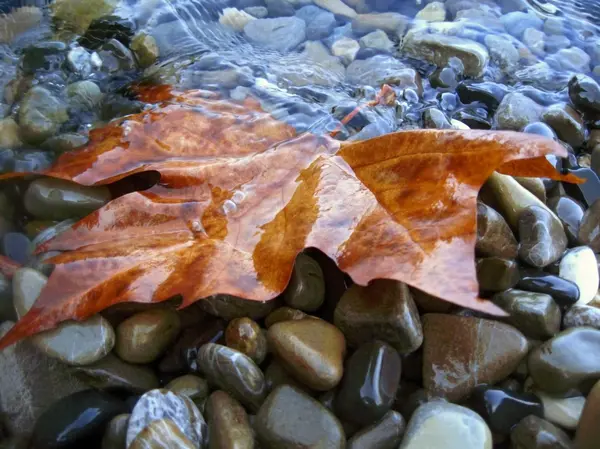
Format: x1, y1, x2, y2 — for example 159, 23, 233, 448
476, 257, 520, 292
476, 202, 518, 259
205, 391, 254, 449
515, 177, 547, 203
264, 307, 309, 328
225, 318, 267, 364
575, 379, 600, 449
410, 288, 454, 313
422, 314, 528, 401
129, 418, 197, 449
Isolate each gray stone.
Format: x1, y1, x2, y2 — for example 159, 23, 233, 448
347, 410, 406, 449
42, 133, 88, 154
66, 47, 92, 76
296, 5, 336, 41
0, 117, 22, 149
331, 37, 360, 65
500, 11, 543, 37
522, 27, 545, 56
313, 0, 356, 18
542, 104, 585, 148
518, 205, 568, 268
476, 202, 518, 259
563, 305, 600, 330
351, 13, 409, 36
244, 18, 306, 53
484, 34, 519, 72
66, 80, 103, 110
579, 199, 600, 252
359, 30, 393, 52
495, 92, 543, 131
510, 415, 572, 449
18, 87, 68, 144
346, 55, 409, 86
547, 47, 591, 72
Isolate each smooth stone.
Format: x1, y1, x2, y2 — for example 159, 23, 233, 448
569, 74, 600, 115
264, 359, 308, 392
501, 11, 543, 37
347, 410, 405, 449
547, 196, 585, 245
495, 93, 543, 131
485, 172, 555, 229
0, 117, 22, 149
528, 327, 600, 394
66, 80, 103, 111
535, 390, 585, 430
518, 205, 567, 268
334, 280, 422, 353
1, 232, 30, 264
31, 389, 127, 449
492, 289, 561, 339
255, 385, 345, 449
42, 133, 88, 154
283, 253, 325, 312
579, 199, 600, 252
484, 34, 519, 73
331, 37, 360, 65
511, 415, 573, 449
575, 379, 600, 449
467, 385, 543, 434
415, 1, 446, 21
225, 317, 267, 364
515, 177, 546, 203
24, 178, 110, 221
563, 305, 600, 330
73, 352, 159, 393
129, 418, 197, 449
244, 18, 306, 53
200, 294, 277, 321
345, 55, 413, 87
517, 271, 580, 308
268, 318, 345, 391
523, 122, 557, 140
196, 343, 267, 412
115, 308, 181, 364
400, 401, 492, 449
476, 202, 518, 258
50, 0, 117, 34
359, 30, 394, 52
205, 390, 254, 449
264, 306, 309, 328
314, 0, 357, 18
12, 267, 115, 365
476, 257, 520, 292
423, 314, 528, 401
165, 375, 210, 404
0, 321, 87, 440
335, 340, 401, 426
456, 81, 508, 114
66, 46, 92, 76
562, 167, 600, 207
130, 33, 159, 68
351, 13, 408, 35
158, 318, 225, 373
410, 288, 454, 313
559, 247, 599, 306
21, 41, 66, 75
401, 29, 489, 77
423, 108, 452, 129
18, 86, 68, 144
101, 414, 129, 449
296, 5, 336, 41
542, 104, 585, 149
126, 389, 207, 448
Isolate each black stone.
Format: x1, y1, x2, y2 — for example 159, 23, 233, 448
517, 270, 580, 307
467, 385, 543, 435
453, 110, 492, 129
21, 42, 67, 75
522, 122, 557, 140
79, 15, 136, 50
31, 390, 126, 449
569, 74, 600, 115
477, 257, 520, 293
456, 81, 508, 114
101, 94, 144, 121
1, 232, 30, 264
562, 167, 600, 207
547, 196, 585, 244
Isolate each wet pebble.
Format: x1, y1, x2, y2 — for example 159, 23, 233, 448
126, 389, 207, 448
476, 257, 520, 292
541, 103, 585, 148
334, 280, 422, 354
264, 359, 307, 393
495, 92, 543, 131
476, 202, 518, 258
200, 294, 277, 321
535, 390, 585, 430
518, 205, 567, 268
575, 379, 600, 449
264, 306, 309, 328
225, 317, 267, 364
31, 389, 126, 449
197, 343, 267, 412
268, 317, 345, 391
510, 415, 573, 449
517, 271, 580, 308
578, 199, 600, 252
528, 327, 600, 394
205, 390, 254, 449
347, 410, 405, 449
1, 232, 30, 264
492, 289, 561, 339
255, 385, 345, 449
563, 305, 600, 329
18, 86, 68, 144
244, 17, 306, 53
335, 340, 401, 426
101, 414, 129, 449
283, 253, 325, 312
129, 418, 197, 449
130, 33, 159, 68
422, 314, 528, 401
515, 177, 546, 203
559, 247, 599, 305
547, 196, 585, 245
400, 401, 492, 449
568, 74, 600, 115
165, 374, 210, 405
456, 81, 508, 114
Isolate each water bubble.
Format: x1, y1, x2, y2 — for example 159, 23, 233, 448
191, 220, 204, 233
222, 199, 237, 215
232, 190, 245, 203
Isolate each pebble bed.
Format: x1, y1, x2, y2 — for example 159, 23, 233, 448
1, 0, 600, 448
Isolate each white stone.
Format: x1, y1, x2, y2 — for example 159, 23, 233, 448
451, 119, 470, 130
536, 390, 585, 430
0, 117, 23, 149
559, 247, 599, 306
313, 0, 357, 18
331, 37, 360, 65
219, 7, 255, 32
415, 1, 446, 22
359, 29, 393, 52
522, 27, 545, 56
400, 401, 492, 449
12, 267, 115, 365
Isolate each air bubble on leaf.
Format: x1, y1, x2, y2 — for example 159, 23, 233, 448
232, 190, 245, 203
222, 199, 237, 215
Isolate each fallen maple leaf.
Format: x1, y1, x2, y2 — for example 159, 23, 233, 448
0, 86, 580, 349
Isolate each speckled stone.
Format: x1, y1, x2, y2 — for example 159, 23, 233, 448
165, 375, 210, 405
575, 379, 600, 449
334, 280, 422, 354
528, 327, 600, 394
196, 343, 267, 412
205, 390, 254, 449
126, 389, 207, 448
283, 253, 325, 312
200, 294, 278, 321
399, 401, 492, 449
115, 309, 181, 364
255, 385, 345, 449
268, 318, 346, 391
518, 205, 568, 268
476, 202, 518, 258
225, 317, 267, 364
101, 414, 129, 449
347, 410, 405, 449
129, 418, 197, 449
422, 314, 528, 401
563, 305, 600, 330
511, 415, 573, 449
